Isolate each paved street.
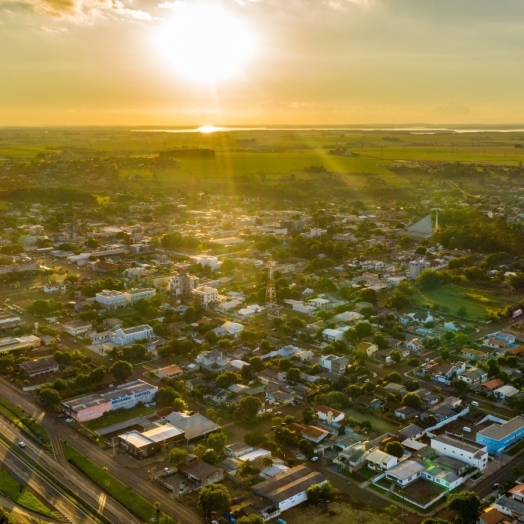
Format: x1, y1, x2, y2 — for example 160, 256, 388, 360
0, 375, 203, 524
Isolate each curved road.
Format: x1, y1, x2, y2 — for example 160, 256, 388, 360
0, 376, 203, 524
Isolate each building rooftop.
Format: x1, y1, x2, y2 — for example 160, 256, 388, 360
253, 465, 326, 504
477, 416, 524, 441
432, 433, 487, 455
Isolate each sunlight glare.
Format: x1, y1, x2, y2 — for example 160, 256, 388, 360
155, 3, 257, 83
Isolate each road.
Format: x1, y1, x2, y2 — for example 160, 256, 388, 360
474, 453, 524, 499
0, 415, 142, 524
0, 439, 95, 524
0, 376, 203, 524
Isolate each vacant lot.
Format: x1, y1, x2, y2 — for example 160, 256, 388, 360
283, 501, 391, 524
413, 283, 521, 320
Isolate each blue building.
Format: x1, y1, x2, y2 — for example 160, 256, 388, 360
476, 416, 524, 455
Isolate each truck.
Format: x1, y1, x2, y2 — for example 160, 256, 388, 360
513, 309, 523, 318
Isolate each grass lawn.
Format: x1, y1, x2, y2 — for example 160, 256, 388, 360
413, 283, 521, 320
83, 404, 159, 431
0, 469, 57, 519
0, 396, 51, 447
343, 406, 401, 435
62, 443, 175, 524
283, 501, 392, 524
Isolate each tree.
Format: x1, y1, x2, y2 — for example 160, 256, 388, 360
183, 306, 197, 323
287, 367, 301, 384
359, 288, 378, 306
386, 371, 402, 384
199, 484, 231, 520
416, 269, 447, 291
156, 386, 178, 406
355, 322, 372, 339
447, 491, 480, 524
384, 441, 404, 458
0, 507, 13, 524
302, 407, 316, 424
373, 332, 388, 349
404, 379, 419, 392
237, 396, 262, 421
207, 431, 227, 454
402, 392, 422, 410
421, 519, 451, 524
306, 482, 333, 505
110, 360, 133, 380
38, 387, 61, 410
173, 398, 188, 412
169, 447, 188, 465
389, 350, 402, 363
237, 515, 264, 524
249, 356, 264, 372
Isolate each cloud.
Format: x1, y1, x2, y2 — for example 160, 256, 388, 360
0, 0, 152, 21
434, 103, 471, 116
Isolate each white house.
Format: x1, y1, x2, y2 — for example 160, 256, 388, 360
406, 338, 424, 352
112, 325, 154, 346
317, 405, 345, 426
385, 460, 426, 486
319, 355, 349, 375
366, 449, 398, 471
322, 327, 349, 342
431, 433, 488, 470
222, 321, 244, 337
193, 255, 221, 270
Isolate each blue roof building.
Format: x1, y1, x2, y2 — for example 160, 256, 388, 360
476, 416, 524, 455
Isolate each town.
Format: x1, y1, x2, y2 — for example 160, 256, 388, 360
1, 128, 524, 524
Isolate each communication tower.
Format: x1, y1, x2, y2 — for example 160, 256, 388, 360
265, 260, 277, 308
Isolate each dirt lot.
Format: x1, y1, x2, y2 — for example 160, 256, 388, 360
283, 501, 391, 524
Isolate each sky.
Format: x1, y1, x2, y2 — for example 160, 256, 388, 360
1, 0, 524, 126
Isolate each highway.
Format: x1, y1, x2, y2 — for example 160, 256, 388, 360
0, 376, 203, 524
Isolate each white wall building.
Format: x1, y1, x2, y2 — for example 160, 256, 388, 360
125, 288, 156, 304
192, 286, 218, 306
431, 433, 488, 470
95, 289, 127, 310
112, 325, 154, 346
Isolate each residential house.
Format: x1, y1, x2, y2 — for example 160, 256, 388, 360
481, 378, 505, 394
356, 395, 383, 410
494, 385, 519, 401
495, 496, 524, 519
356, 341, 379, 358
63, 320, 92, 337
385, 460, 426, 486
395, 406, 420, 420
334, 442, 367, 472
154, 364, 183, 379
163, 412, 219, 442
319, 355, 349, 374
406, 338, 424, 352
178, 455, 224, 486
366, 449, 398, 471
301, 425, 331, 444
253, 465, 327, 516
19, 356, 58, 378
196, 349, 227, 370
457, 367, 488, 387
316, 405, 345, 426
461, 347, 489, 362
478, 508, 508, 524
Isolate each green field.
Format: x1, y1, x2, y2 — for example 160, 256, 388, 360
63, 443, 175, 524
0, 469, 57, 519
413, 283, 521, 320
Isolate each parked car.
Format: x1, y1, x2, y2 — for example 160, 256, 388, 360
18, 441, 26, 448
310, 455, 319, 462
66, 418, 73, 423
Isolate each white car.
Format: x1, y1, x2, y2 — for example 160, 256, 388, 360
66, 418, 73, 423
18, 441, 26, 448
310, 455, 319, 462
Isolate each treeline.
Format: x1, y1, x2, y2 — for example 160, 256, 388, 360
160, 148, 215, 158
0, 187, 97, 205
436, 212, 524, 255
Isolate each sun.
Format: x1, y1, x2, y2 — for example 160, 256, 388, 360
155, 3, 257, 83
